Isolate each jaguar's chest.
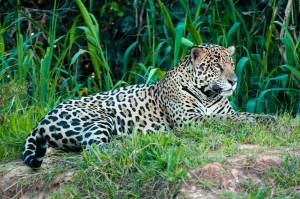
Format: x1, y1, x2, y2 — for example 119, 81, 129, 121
178, 93, 228, 116
202, 97, 229, 115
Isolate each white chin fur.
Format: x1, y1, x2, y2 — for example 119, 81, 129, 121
220, 90, 233, 96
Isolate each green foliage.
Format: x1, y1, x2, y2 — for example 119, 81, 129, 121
0, 0, 299, 116
74, 133, 191, 198
75, 0, 112, 91
267, 155, 300, 188
38, 0, 58, 106
0, 106, 48, 160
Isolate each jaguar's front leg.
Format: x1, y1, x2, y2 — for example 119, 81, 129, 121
189, 112, 276, 124
226, 112, 276, 124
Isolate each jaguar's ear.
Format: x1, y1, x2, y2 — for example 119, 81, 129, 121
227, 46, 235, 56
191, 47, 205, 66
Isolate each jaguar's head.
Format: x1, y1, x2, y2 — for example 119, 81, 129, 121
188, 44, 237, 97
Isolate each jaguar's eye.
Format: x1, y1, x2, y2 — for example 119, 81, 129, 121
217, 64, 224, 72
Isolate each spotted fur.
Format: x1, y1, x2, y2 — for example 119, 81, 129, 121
23, 44, 274, 168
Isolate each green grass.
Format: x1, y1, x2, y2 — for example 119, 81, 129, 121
232, 155, 300, 199
0, 106, 48, 160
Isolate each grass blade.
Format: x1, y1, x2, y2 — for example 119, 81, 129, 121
158, 0, 175, 40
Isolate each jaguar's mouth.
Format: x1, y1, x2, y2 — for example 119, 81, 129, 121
211, 84, 234, 96
194, 85, 216, 97
211, 84, 222, 94
220, 89, 234, 96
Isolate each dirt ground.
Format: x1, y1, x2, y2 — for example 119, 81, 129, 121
1, 145, 299, 199
0, 151, 78, 199
177, 144, 300, 198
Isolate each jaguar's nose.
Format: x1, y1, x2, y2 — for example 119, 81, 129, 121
228, 79, 237, 86
228, 73, 237, 86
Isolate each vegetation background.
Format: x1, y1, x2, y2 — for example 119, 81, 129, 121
0, 0, 299, 115
0, 0, 300, 198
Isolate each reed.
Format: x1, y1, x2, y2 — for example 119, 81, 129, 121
0, 1, 298, 114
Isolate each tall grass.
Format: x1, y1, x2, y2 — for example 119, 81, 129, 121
75, 0, 113, 91
0, 0, 299, 115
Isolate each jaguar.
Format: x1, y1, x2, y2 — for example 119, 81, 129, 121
23, 44, 274, 168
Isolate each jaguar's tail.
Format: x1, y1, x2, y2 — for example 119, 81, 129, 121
22, 129, 47, 168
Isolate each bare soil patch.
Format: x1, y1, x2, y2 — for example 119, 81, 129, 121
0, 152, 78, 199
177, 144, 300, 198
